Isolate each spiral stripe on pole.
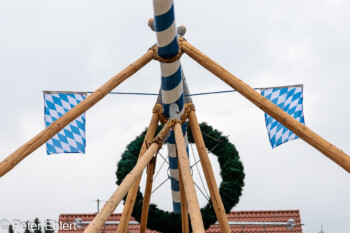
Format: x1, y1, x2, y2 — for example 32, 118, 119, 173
166, 123, 188, 212
153, 0, 188, 213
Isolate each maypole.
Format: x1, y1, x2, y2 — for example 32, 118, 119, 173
2, 1, 350, 233
152, 0, 187, 213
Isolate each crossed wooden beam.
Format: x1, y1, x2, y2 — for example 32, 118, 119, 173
0, 37, 349, 233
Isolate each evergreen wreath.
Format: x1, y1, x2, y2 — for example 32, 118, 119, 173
116, 122, 245, 233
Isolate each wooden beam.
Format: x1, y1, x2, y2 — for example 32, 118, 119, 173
188, 111, 231, 233
139, 156, 157, 233
117, 113, 159, 233
84, 118, 176, 233
179, 163, 189, 233
83, 142, 159, 233
181, 38, 350, 173
174, 123, 205, 233
0, 49, 154, 178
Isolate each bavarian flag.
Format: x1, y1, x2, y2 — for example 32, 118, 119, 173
261, 86, 305, 148
43, 91, 87, 155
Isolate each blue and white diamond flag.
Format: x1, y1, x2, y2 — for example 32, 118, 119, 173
261, 86, 305, 148
44, 92, 87, 155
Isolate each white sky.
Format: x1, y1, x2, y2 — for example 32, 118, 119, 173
1, 0, 350, 233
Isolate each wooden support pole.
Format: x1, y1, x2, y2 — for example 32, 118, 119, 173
139, 156, 157, 233
174, 123, 205, 233
84, 143, 160, 233
188, 111, 231, 233
117, 113, 159, 233
0, 49, 154, 178
179, 164, 189, 233
181, 38, 350, 173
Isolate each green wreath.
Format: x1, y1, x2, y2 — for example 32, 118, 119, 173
116, 122, 245, 232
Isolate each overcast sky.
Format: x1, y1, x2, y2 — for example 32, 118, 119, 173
1, 0, 350, 233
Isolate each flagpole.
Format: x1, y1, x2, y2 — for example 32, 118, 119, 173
181, 38, 350, 173
0, 49, 154, 178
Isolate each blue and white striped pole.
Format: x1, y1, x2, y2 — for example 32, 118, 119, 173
153, 0, 189, 213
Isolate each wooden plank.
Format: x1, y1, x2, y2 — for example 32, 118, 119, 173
188, 111, 231, 233
181, 38, 350, 173
139, 156, 157, 233
117, 113, 159, 233
84, 143, 159, 233
0, 50, 154, 178
179, 164, 189, 233
174, 123, 205, 233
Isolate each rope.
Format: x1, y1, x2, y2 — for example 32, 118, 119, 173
152, 104, 169, 125
153, 158, 166, 182
87, 90, 235, 96
157, 151, 169, 165
59, 84, 303, 97
190, 140, 210, 200
151, 177, 170, 194
194, 181, 210, 202
191, 135, 224, 168
153, 103, 195, 125
153, 142, 175, 182
152, 118, 180, 145
149, 38, 185, 63
181, 103, 196, 123
86, 91, 159, 96
201, 131, 223, 142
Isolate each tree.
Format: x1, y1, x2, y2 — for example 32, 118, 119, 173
24, 221, 32, 233
44, 220, 54, 233
33, 218, 42, 233
8, 225, 14, 233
